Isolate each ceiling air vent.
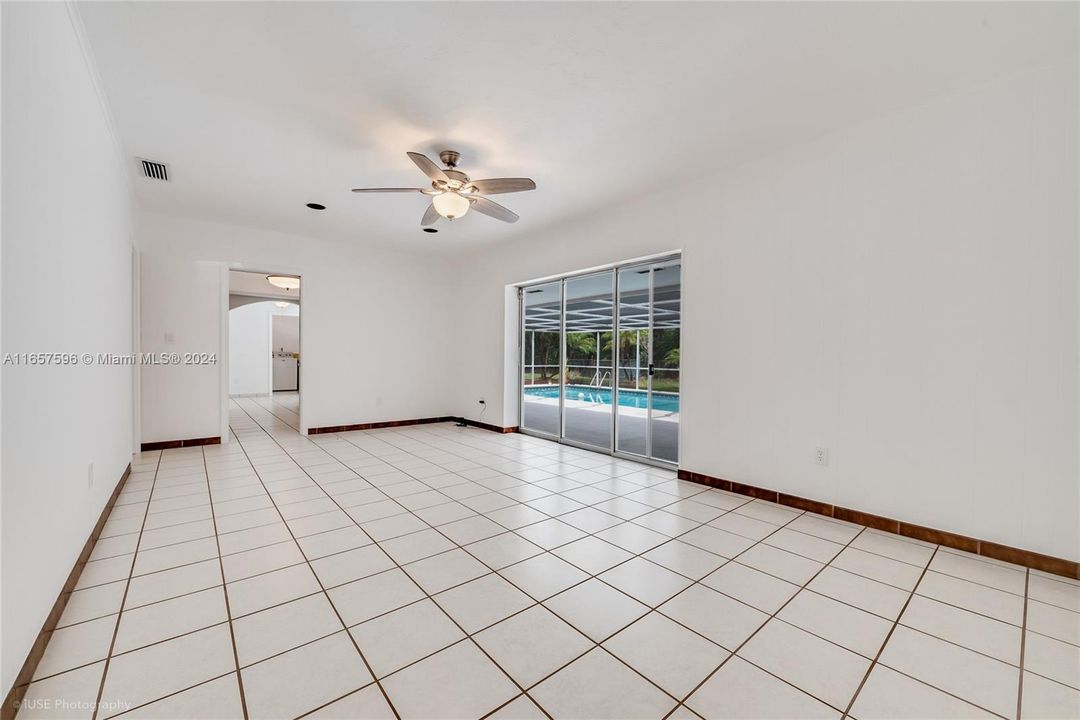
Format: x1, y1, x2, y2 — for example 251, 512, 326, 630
138, 158, 169, 181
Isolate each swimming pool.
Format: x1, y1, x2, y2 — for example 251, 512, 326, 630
524, 385, 680, 413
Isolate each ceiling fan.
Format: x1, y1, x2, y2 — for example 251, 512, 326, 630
352, 150, 536, 225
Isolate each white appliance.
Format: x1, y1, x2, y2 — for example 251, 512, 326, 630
272, 351, 298, 391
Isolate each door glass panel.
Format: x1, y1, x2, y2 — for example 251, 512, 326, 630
562, 272, 614, 450
616, 267, 650, 457
650, 263, 681, 462
521, 281, 561, 436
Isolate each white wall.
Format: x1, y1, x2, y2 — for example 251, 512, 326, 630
228, 301, 298, 396
1, 3, 134, 693
136, 211, 457, 437
139, 254, 222, 442
452, 59, 1079, 561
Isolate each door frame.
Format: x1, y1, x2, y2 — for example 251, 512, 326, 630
223, 268, 303, 435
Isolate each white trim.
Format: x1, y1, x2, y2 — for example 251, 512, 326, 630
131, 248, 141, 451
219, 264, 231, 443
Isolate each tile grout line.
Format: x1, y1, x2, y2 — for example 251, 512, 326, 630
248, 395, 300, 431
313, 411, 831, 714
200, 445, 250, 719
662, 525, 871, 719
102, 477, 1000, 601
272, 415, 1078, 713
225, 412, 404, 720
304, 417, 1037, 716
88, 484, 1033, 634
317, 411, 766, 695
105, 671, 238, 718
327, 421, 1032, 644
291, 412, 915, 714
1015, 567, 1029, 720
840, 545, 941, 719
298, 428, 697, 714
75, 511, 1035, 658
322, 415, 950, 587
88, 451, 162, 720
230, 401, 558, 720
244, 404, 621, 698
223, 407, 1053, 720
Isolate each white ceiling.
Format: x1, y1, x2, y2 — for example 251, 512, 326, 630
79, 2, 1077, 250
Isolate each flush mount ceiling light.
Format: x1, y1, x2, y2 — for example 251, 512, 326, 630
352, 150, 536, 227
274, 301, 291, 308
266, 275, 300, 290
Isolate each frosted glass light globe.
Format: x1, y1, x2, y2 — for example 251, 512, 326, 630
432, 191, 470, 220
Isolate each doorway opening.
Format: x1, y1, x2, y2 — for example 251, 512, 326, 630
227, 270, 301, 430
519, 254, 681, 465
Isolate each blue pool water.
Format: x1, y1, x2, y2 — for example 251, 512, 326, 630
524, 385, 680, 413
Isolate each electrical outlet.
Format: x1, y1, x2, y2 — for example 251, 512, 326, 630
814, 447, 829, 467
88, 462, 95, 488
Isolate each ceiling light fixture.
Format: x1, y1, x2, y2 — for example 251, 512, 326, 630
274, 301, 291, 308
352, 150, 535, 227
432, 191, 470, 220
266, 275, 300, 290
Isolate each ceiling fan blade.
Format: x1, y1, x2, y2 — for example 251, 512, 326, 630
468, 178, 536, 195
420, 203, 440, 226
470, 195, 519, 223
407, 152, 449, 183
351, 187, 425, 193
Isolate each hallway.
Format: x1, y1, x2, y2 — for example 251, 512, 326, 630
17, 402, 1079, 719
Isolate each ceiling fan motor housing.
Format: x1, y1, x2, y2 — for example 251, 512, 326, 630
439, 149, 461, 168
440, 169, 471, 191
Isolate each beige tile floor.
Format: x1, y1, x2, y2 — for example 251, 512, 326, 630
15, 395, 1080, 719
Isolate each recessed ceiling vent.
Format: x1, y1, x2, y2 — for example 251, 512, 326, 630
138, 158, 169, 181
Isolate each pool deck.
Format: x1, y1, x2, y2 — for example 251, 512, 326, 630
521, 397, 679, 462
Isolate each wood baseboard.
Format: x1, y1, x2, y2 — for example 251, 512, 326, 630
3, 463, 133, 720
308, 416, 457, 434
140, 436, 220, 452
308, 417, 518, 435
457, 418, 519, 434
678, 469, 1079, 580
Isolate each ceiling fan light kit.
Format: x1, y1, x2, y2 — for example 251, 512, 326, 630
432, 190, 470, 220
352, 150, 536, 227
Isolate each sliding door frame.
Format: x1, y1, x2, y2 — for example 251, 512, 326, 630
517, 252, 681, 468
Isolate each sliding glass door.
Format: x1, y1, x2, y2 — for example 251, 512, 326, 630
520, 281, 561, 437
562, 272, 614, 450
646, 262, 681, 462
615, 266, 650, 457
519, 255, 681, 464
613, 260, 681, 462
